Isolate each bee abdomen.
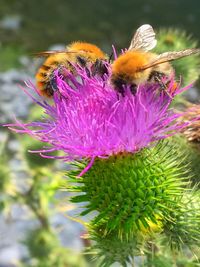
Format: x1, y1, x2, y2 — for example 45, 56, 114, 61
37, 81, 54, 97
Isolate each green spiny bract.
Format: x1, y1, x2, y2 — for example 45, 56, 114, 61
90, 225, 142, 267
66, 141, 200, 266
162, 188, 200, 250
69, 142, 189, 239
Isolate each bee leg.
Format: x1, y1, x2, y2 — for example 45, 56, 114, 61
149, 71, 172, 98
49, 67, 65, 93
112, 77, 137, 96
76, 56, 91, 77
50, 75, 58, 92
112, 77, 125, 96
130, 84, 137, 95
148, 71, 165, 83
84, 67, 91, 77
52, 66, 65, 88
45, 82, 55, 96
77, 56, 87, 67
92, 59, 108, 77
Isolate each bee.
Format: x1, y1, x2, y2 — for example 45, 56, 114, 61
111, 24, 200, 95
35, 42, 108, 97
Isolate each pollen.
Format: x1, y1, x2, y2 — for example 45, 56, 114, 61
171, 81, 178, 93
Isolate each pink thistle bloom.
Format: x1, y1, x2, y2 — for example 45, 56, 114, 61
6, 63, 190, 172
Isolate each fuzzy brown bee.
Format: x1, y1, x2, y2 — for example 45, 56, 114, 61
111, 24, 200, 95
35, 42, 108, 97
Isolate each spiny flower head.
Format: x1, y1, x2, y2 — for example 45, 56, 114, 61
7, 63, 190, 170
5, 51, 198, 267
69, 142, 194, 266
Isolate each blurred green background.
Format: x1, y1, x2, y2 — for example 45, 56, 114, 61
0, 0, 200, 266
1, 0, 200, 70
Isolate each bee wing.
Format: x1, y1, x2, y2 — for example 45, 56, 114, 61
128, 24, 157, 51
139, 48, 200, 70
33, 50, 77, 57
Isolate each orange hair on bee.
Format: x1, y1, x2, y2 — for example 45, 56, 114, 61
112, 51, 151, 81
68, 42, 106, 59
37, 81, 46, 94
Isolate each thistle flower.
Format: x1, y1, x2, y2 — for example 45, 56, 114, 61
6, 60, 197, 266
7, 65, 189, 173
